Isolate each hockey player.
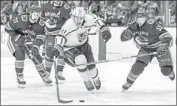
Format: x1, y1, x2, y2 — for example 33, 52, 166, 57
54, 7, 111, 91
121, 9, 175, 90
41, 1, 71, 82
5, 5, 52, 88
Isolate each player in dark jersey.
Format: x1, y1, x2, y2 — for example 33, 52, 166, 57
5, 5, 52, 88
120, 9, 175, 90
41, 1, 71, 83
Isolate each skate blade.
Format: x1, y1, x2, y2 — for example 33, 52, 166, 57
121, 89, 126, 92
44, 83, 53, 86
57, 79, 65, 84
18, 84, 25, 88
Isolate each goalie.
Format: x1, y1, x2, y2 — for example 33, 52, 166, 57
120, 8, 175, 90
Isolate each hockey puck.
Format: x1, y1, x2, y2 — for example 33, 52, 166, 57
79, 100, 85, 102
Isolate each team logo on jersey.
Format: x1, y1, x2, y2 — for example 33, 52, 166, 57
45, 11, 60, 18
77, 28, 88, 42
134, 31, 149, 45
23, 30, 36, 36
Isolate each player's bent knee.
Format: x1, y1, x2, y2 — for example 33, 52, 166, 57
74, 54, 87, 69
87, 64, 96, 70
33, 55, 43, 64
131, 61, 147, 75
15, 49, 25, 60
161, 65, 173, 76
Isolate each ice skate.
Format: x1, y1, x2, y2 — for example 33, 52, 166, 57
17, 73, 26, 88
169, 71, 175, 81
92, 76, 101, 90
38, 70, 53, 86
84, 80, 94, 91
122, 82, 133, 90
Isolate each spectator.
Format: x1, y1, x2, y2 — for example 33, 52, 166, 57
1, 1, 13, 24
169, 1, 176, 23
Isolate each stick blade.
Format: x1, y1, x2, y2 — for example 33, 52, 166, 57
58, 99, 73, 104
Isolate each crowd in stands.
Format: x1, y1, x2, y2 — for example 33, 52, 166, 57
1, 0, 176, 26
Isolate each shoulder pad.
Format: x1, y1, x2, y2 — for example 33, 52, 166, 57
59, 18, 74, 36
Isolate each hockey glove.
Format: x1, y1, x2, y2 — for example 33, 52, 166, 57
100, 26, 111, 43
53, 44, 65, 58
31, 45, 40, 58
15, 28, 27, 36
159, 32, 173, 47
120, 29, 133, 41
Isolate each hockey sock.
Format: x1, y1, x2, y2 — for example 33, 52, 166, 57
127, 71, 138, 84
35, 62, 45, 74
45, 58, 54, 74
15, 60, 24, 74
56, 58, 65, 73
126, 61, 146, 84
78, 67, 90, 81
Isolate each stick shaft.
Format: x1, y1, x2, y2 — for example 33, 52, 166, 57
74, 52, 157, 67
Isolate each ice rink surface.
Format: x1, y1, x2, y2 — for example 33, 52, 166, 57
1, 44, 176, 105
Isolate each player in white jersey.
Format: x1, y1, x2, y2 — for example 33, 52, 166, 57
54, 7, 112, 91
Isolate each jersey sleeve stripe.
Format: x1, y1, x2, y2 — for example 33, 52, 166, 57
96, 19, 104, 27
64, 28, 78, 37
45, 29, 60, 35
85, 25, 96, 28
159, 32, 171, 39
58, 35, 67, 44
5, 22, 14, 31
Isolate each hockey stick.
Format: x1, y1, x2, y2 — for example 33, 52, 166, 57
74, 52, 157, 67
53, 56, 73, 104
25, 44, 73, 103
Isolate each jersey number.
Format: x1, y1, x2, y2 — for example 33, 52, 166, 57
21, 15, 28, 22
156, 25, 163, 31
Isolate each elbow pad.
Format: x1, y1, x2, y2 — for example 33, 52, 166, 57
159, 32, 173, 47
120, 29, 133, 41
100, 25, 112, 43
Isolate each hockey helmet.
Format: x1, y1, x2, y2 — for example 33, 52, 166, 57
147, 2, 159, 16
28, 5, 42, 23
71, 7, 86, 27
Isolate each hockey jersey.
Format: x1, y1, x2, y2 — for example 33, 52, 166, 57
128, 17, 172, 49
57, 13, 104, 50
41, 1, 71, 35
5, 13, 45, 42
